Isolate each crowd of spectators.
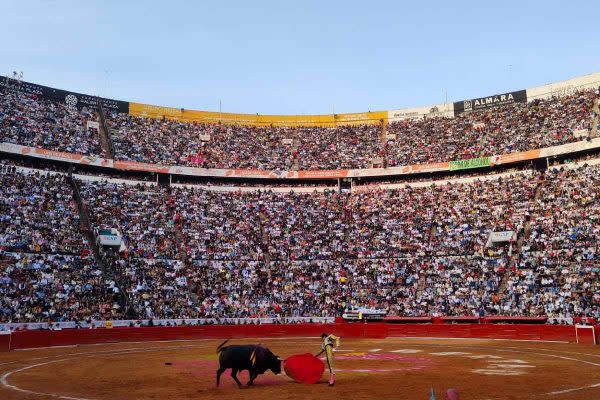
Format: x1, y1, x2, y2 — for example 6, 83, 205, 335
172, 187, 265, 261
0, 88, 101, 155
498, 163, 599, 318
296, 124, 384, 169
0, 252, 122, 322
387, 90, 596, 166
428, 173, 537, 256
108, 115, 387, 170
0, 170, 87, 254
502, 249, 598, 318
1, 160, 597, 322
79, 181, 179, 259
0, 169, 122, 323
2, 86, 597, 171
418, 256, 509, 316
63, 163, 598, 320
528, 165, 598, 252
108, 115, 294, 169
107, 89, 596, 170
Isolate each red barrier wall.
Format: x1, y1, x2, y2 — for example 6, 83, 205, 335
4, 323, 597, 351
0, 333, 10, 352
385, 323, 584, 342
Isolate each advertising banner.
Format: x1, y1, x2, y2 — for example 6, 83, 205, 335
87, 121, 100, 130
387, 103, 454, 122
129, 102, 386, 127
489, 231, 515, 243
491, 149, 541, 165
453, 89, 527, 115
449, 156, 491, 170
526, 71, 600, 101
113, 160, 170, 174
1, 76, 129, 113
0, 142, 113, 168
3, 138, 599, 180
97, 228, 122, 246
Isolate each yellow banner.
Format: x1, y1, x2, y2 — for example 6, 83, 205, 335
128, 102, 386, 127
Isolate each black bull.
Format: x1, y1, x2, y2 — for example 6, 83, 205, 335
216, 340, 282, 388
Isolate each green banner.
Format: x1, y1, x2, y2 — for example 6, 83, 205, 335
449, 156, 491, 171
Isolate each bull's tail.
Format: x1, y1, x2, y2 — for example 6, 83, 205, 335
216, 339, 230, 354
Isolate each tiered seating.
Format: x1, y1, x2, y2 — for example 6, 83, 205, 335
387, 90, 595, 166
348, 187, 438, 258
1, 78, 598, 323
109, 114, 294, 169
0, 171, 87, 254
2, 86, 596, 171
69, 166, 600, 320
419, 256, 509, 316
171, 187, 264, 261
0, 89, 101, 155
105, 89, 595, 170
0, 169, 122, 322
296, 124, 384, 169
0, 253, 121, 322
428, 174, 537, 256
79, 181, 179, 259
500, 163, 600, 318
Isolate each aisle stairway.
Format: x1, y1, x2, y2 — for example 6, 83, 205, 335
292, 137, 300, 171
415, 218, 438, 298
68, 173, 129, 315
416, 273, 427, 298
496, 171, 545, 295
97, 105, 116, 159
68, 174, 101, 265
167, 191, 187, 261
592, 97, 599, 137
380, 120, 388, 167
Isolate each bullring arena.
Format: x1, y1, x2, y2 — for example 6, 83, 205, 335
2, 15, 600, 399
0, 324, 599, 400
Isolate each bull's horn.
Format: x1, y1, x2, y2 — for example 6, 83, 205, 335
277, 357, 283, 361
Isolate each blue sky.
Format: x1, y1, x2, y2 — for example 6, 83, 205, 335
2, 1, 598, 114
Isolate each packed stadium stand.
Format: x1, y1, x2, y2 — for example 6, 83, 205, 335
1, 80, 596, 171
0, 73, 599, 328
0, 89, 101, 156
386, 90, 594, 166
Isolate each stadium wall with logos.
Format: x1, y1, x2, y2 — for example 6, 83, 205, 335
128, 102, 387, 126
3, 71, 599, 125
2, 138, 599, 180
1, 76, 129, 113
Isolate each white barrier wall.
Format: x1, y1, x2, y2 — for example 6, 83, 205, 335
387, 102, 454, 122
387, 71, 600, 121
3, 137, 600, 180
526, 71, 600, 101
0, 317, 335, 332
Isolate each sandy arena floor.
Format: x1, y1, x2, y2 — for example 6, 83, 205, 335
0, 337, 599, 400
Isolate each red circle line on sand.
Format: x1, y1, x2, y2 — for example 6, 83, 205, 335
173, 355, 434, 378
